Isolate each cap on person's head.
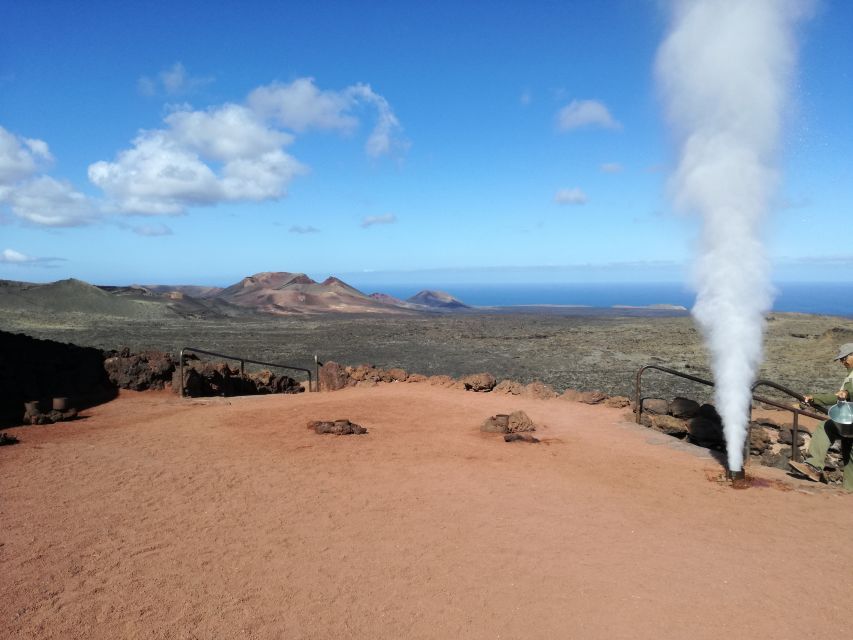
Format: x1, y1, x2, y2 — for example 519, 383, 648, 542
834, 343, 853, 361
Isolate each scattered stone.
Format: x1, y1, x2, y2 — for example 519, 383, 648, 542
481, 410, 536, 434
460, 373, 497, 392
22, 406, 78, 426
642, 398, 669, 415
318, 361, 349, 391
523, 380, 557, 399
309, 419, 367, 435
669, 397, 700, 419
579, 391, 608, 405
504, 433, 540, 443
0, 432, 20, 446
748, 425, 772, 455
406, 373, 428, 383
481, 414, 510, 433
604, 395, 631, 409
494, 379, 524, 395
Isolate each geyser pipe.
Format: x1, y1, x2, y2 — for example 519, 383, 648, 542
655, 0, 811, 471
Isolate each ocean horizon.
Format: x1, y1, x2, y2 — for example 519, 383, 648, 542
371, 282, 853, 317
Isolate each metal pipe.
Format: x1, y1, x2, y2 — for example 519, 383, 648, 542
792, 412, 800, 462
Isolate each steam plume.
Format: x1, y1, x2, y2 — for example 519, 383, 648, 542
656, 0, 810, 470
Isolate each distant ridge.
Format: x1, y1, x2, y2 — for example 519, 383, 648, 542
0, 274, 472, 318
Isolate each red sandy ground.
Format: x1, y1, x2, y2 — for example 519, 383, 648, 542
2, 385, 851, 639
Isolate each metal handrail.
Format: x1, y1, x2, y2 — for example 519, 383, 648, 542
635, 364, 830, 464
179, 347, 314, 397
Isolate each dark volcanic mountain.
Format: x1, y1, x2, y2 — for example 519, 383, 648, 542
407, 290, 469, 309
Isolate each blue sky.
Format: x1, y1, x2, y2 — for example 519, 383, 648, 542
1, 0, 850, 288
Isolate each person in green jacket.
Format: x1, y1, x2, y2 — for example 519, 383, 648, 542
789, 342, 853, 491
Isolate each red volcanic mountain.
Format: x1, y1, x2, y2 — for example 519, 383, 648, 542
215, 272, 411, 315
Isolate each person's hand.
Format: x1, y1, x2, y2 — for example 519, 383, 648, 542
837, 390, 850, 401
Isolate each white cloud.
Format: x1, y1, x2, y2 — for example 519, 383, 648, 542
4, 175, 95, 226
1, 247, 65, 266
165, 103, 293, 161
90, 77, 402, 215
137, 62, 213, 96
0, 126, 53, 185
556, 99, 621, 131
249, 78, 357, 132
289, 225, 319, 234
249, 78, 406, 157
132, 223, 173, 237
600, 162, 623, 173
361, 213, 397, 228
554, 187, 588, 205
88, 122, 306, 215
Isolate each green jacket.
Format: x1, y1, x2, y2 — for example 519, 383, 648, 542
810, 370, 853, 412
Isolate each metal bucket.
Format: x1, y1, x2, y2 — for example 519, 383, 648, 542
829, 402, 853, 437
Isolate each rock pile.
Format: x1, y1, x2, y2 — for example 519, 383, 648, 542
174, 359, 303, 398
481, 410, 537, 434
22, 402, 78, 425
309, 419, 367, 435
103, 348, 176, 391
317, 361, 628, 408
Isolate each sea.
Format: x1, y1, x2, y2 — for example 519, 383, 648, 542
374, 282, 853, 317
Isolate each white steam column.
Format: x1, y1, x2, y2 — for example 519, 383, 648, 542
655, 0, 811, 472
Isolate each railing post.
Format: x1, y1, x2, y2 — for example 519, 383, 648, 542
792, 413, 800, 462
179, 349, 185, 398
314, 355, 320, 392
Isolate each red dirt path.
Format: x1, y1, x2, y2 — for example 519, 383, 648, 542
2, 385, 851, 639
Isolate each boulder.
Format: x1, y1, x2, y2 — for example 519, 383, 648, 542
688, 416, 725, 447
650, 414, 689, 437
103, 350, 177, 391
697, 403, 721, 423
309, 419, 367, 435
428, 375, 456, 388
386, 368, 408, 382
777, 426, 806, 447
460, 373, 496, 392
669, 397, 700, 419
494, 379, 525, 395
579, 391, 608, 405
481, 414, 510, 433
504, 433, 540, 443
407, 373, 428, 383
481, 410, 536, 434
642, 398, 669, 415
507, 410, 536, 433
747, 425, 772, 454
319, 361, 349, 391
604, 396, 631, 409
348, 365, 380, 383
523, 381, 557, 399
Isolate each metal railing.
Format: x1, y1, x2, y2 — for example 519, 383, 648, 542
634, 364, 829, 463
178, 347, 314, 397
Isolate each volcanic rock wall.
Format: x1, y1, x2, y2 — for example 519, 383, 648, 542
0, 330, 117, 427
